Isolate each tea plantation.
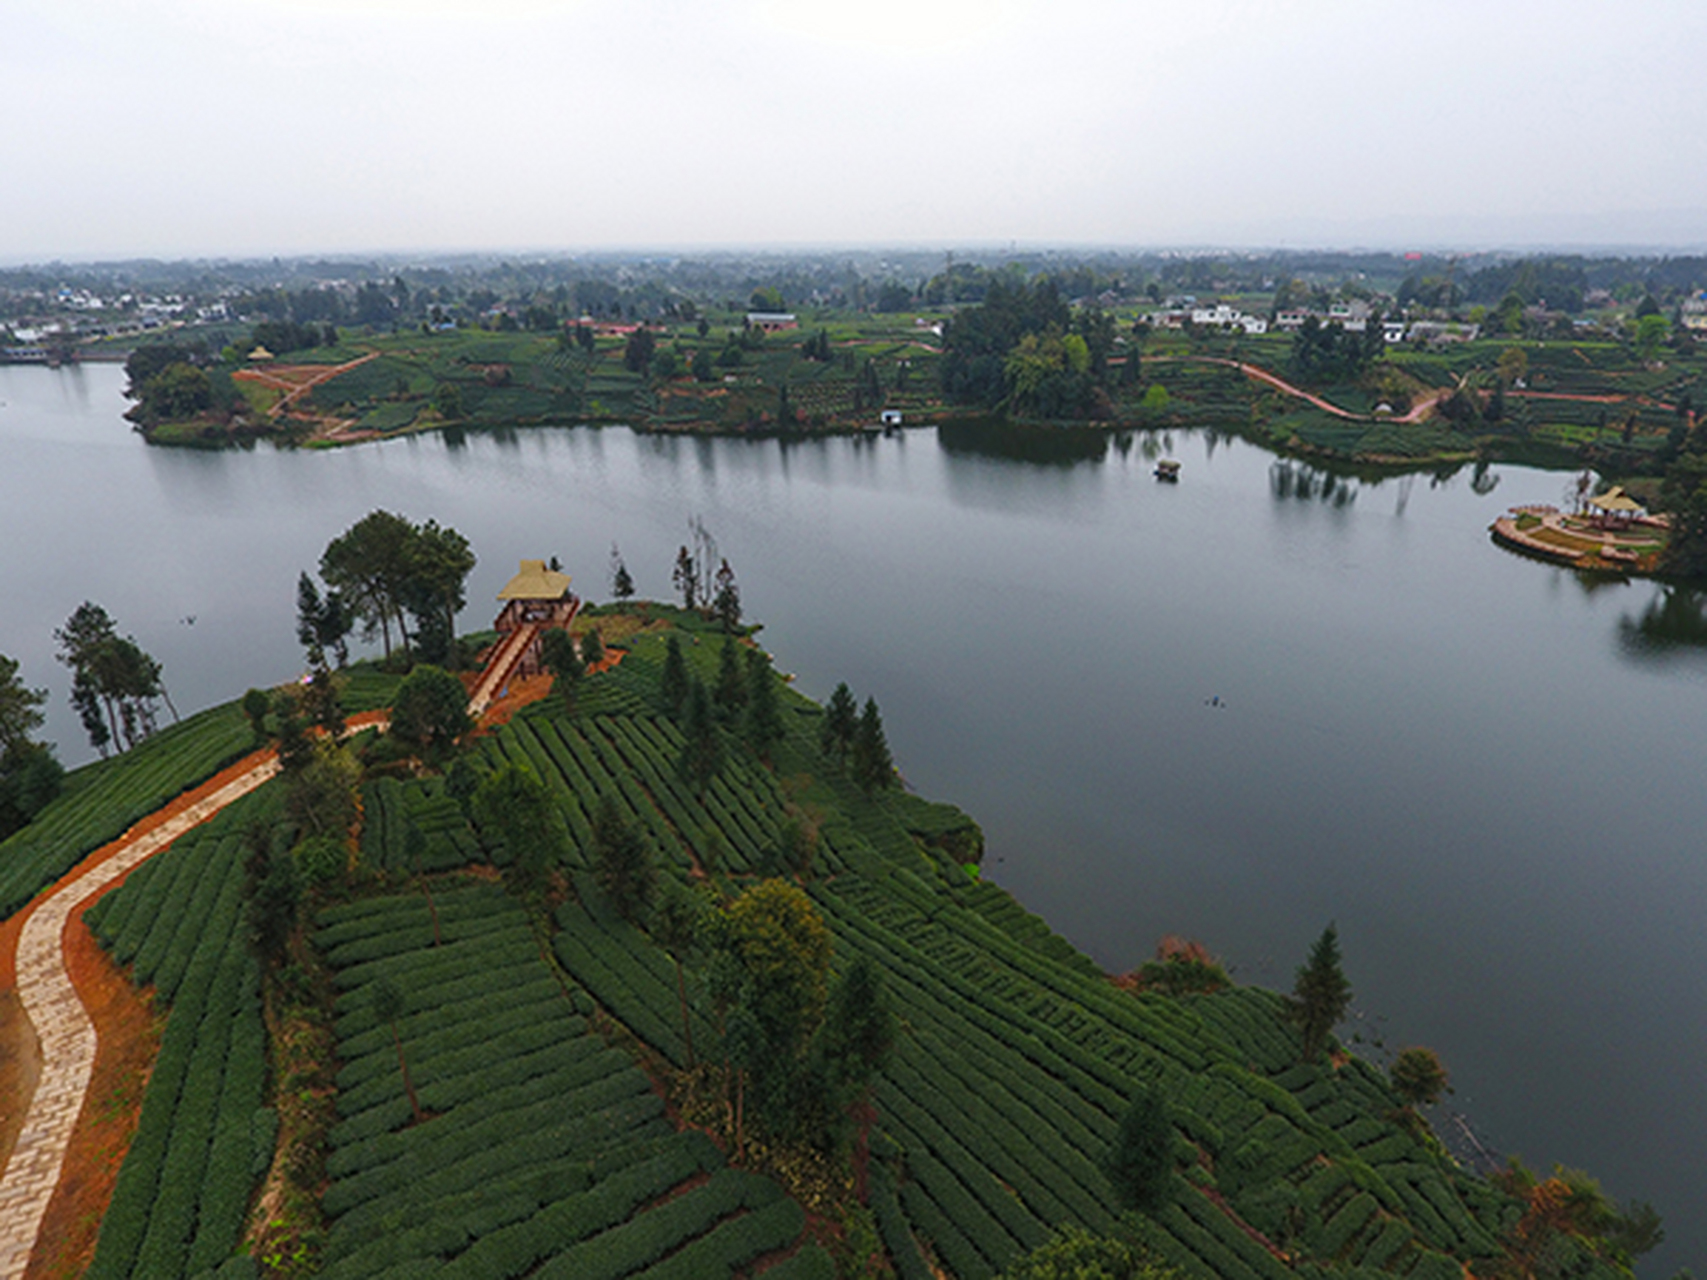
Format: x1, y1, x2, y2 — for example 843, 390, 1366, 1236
46, 609, 1635, 1277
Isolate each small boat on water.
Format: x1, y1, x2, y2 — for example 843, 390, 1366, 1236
1154, 459, 1181, 482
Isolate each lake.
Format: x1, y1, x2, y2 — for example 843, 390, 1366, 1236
2, 363, 1702, 1270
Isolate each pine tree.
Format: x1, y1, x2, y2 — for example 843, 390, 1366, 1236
712, 559, 741, 632
660, 633, 689, 715
714, 637, 747, 720
610, 543, 635, 603
743, 648, 785, 764
820, 682, 857, 762
540, 627, 583, 712
678, 679, 723, 792
592, 794, 655, 921
850, 697, 894, 794
671, 545, 698, 610
1288, 923, 1353, 1062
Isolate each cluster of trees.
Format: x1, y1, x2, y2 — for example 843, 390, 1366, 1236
122, 342, 217, 427
1287, 314, 1385, 384
940, 278, 1122, 418
819, 682, 894, 794
0, 654, 63, 839
307, 510, 476, 669
656, 633, 786, 791
669, 518, 740, 629
678, 878, 895, 1159
251, 319, 336, 355
54, 602, 174, 756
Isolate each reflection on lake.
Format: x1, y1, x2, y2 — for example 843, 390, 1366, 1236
1, 364, 1703, 1271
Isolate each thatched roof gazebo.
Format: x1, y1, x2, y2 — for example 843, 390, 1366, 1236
1587, 485, 1645, 530
490, 559, 580, 680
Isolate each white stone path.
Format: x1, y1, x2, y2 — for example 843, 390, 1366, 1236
0, 756, 279, 1279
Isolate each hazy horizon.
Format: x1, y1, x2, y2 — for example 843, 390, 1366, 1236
5, 0, 1705, 262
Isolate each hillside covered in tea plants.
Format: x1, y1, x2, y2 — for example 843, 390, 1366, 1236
0, 604, 1658, 1279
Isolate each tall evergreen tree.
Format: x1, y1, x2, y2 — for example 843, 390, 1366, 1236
672, 545, 698, 609
820, 682, 857, 762
712, 559, 741, 632
610, 543, 635, 603
660, 633, 689, 715
850, 697, 895, 794
714, 637, 747, 720
540, 627, 584, 712
678, 679, 722, 792
371, 977, 424, 1125
592, 794, 656, 922
1288, 923, 1353, 1062
743, 648, 785, 764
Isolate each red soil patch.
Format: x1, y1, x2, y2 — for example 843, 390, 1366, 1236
24, 900, 162, 1280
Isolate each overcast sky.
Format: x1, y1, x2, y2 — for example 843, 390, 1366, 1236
5, 0, 1705, 260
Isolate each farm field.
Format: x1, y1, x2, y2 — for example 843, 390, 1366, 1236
4, 606, 1643, 1278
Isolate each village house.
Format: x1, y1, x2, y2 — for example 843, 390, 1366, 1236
746, 312, 798, 332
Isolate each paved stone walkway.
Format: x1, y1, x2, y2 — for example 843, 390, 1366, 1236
0, 757, 279, 1279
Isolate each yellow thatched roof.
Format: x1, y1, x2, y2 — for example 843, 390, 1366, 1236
497, 559, 573, 600
247, 345, 274, 361
1588, 486, 1644, 514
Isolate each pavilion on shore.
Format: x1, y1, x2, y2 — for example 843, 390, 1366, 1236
1586, 486, 1645, 531
493, 559, 579, 678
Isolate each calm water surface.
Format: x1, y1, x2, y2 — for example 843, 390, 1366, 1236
2, 365, 1703, 1269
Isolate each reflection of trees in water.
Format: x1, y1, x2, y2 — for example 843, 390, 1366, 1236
1269, 460, 1356, 508
1617, 587, 1707, 660
1469, 460, 1500, 496
936, 420, 1108, 466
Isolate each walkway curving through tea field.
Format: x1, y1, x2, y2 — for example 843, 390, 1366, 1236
0, 709, 395, 1279
0, 750, 283, 1278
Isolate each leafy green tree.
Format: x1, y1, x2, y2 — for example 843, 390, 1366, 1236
284, 739, 360, 842
433, 381, 463, 420
320, 510, 418, 665
592, 794, 655, 921
473, 762, 569, 894
660, 633, 689, 715
580, 626, 605, 669
1636, 313, 1670, 363
1390, 1046, 1449, 1108
850, 697, 894, 793
719, 879, 834, 1131
540, 627, 584, 712
714, 637, 747, 720
691, 347, 715, 382
998, 1226, 1175, 1280
401, 519, 476, 668
444, 755, 480, 818
389, 665, 471, 761
743, 648, 785, 764
776, 382, 796, 428
623, 327, 657, 373
0, 654, 61, 840
54, 602, 170, 755
678, 678, 723, 792
853, 357, 884, 412
370, 977, 424, 1124
820, 682, 857, 762
1104, 1084, 1174, 1211
1288, 923, 1353, 1062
